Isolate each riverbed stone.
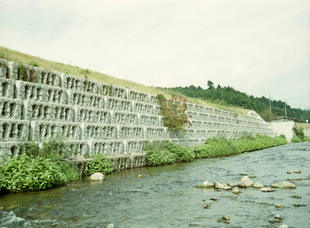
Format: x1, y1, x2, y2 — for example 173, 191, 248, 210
89, 173, 104, 181
106, 224, 114, 228
293, 170, 301, 174
260, 187, 275, 192
202, 181, 214, 188
272, 181, 296, 189
253, 182, 264, 188
290, 195, 302, 199
275, 204, 282, 209
286, 171, 291, 174
215, 182, 231, 190
279, 225, 288, 228
217, 216, 230, 224
239, 176, 253, 188
274, 214, 283, 223
232, 187, 241, 194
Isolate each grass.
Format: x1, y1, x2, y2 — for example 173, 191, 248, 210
144, 135, 288, 167
194, 135, 287, 159
0, 46, 247, 114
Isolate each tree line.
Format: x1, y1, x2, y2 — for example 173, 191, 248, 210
162, 81, 310, 122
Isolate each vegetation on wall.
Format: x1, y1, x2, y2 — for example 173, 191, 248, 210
163, 84, 310, 122
156, 94, 192, 131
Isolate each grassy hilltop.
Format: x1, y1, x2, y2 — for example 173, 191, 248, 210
0, 46, 248, 115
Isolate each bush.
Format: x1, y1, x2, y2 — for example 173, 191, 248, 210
292, 136, 302, 143
194, 137, 236, 158
0, 154, 78, 192
144, 141, 195, 166
156, 94, 191, 131
0, 140, 78, 193
84, 154, 114, 176
40, 139, 72, 159
293, 125, 305, 140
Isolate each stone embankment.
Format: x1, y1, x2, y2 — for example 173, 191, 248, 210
0, 59, 273, 169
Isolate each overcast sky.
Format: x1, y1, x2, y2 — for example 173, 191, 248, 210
0, 0, 309, 109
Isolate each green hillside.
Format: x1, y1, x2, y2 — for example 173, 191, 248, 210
0, 46, 248, 115
163, 84, 310, 122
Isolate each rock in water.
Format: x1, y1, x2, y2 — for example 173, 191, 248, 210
215, 182, 231, 190
232, 187, 241, 194
271, 181, 296, 189
89, 173, 104, 181
239, 176, 253, 188
279, 225, 288, 228
261, 187, 275, 192
106, 224, 114, 228
202, 181, 214, 188
196, 181, 214, 188
253, 182, 264, 188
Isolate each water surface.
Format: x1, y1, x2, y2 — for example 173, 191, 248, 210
1, 143, 310, 227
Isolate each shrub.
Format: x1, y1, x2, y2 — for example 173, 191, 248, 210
156, 94, 191, 131
194, 137, 236, 158
41, 139, 72, 159
293, 125, 305, 140
291, 136, 302, 143
144, 142, 177, 166
21, 141, 40, 157
0, 140, 78, 193
144, 141, 195, 166
84, 154, 114, 176
0, 154, 78, 192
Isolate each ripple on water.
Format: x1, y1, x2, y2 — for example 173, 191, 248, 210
0, 143, 309, 227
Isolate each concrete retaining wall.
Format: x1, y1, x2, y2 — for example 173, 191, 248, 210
0, 59, 273, 169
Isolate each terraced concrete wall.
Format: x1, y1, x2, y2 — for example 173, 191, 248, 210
0, 59, 273, 169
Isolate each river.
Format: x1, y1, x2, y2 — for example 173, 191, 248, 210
0, 142, 309, 228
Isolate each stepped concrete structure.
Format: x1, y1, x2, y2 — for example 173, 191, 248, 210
0, 59, 273, 169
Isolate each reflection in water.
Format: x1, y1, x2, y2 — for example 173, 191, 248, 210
1, 143, 310, 227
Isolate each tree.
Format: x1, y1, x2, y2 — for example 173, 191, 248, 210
207, 80, 214, 89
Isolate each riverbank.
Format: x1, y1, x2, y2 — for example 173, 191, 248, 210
145, 135, 287, 166
0, 135, 288, 194
0, 142, 309, 227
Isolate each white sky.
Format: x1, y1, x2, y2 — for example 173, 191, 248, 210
0, 0, 309, 109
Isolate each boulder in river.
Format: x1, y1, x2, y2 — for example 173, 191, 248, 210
89, 173, 104, 181
215, 182, 232, 190
106, 224, 114, 228
239, 176, 253, 188
293, 170, 301, 174
278, 225, 288, 228
260, 187, 275, 192
271, 181, 296, 189
232, 187, 241, 194
253, 182, 264, 188
196, 181, 214, 188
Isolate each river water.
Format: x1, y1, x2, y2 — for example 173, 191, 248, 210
0, 142, 309, 228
